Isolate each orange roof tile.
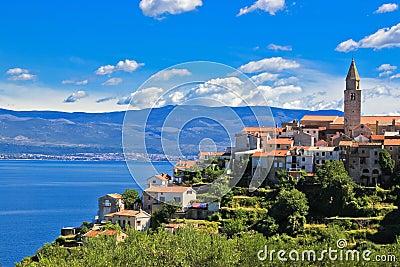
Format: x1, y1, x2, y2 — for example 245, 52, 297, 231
107, 193, 123, 199
361, 116, 400, 124
105, 210, 141, 217
174, 160, 197, 170
339, 141, 354, 147
266, 138, 293, 145
154, 173, 171, 181
242, 126, 283, 132
371, 135, 385, 141
253, 150, 289, 157
384, 139, 400, 146
144, 186, 195, 193
84, 230, 117, 237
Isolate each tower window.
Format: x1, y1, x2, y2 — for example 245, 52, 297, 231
350, 93, 356, 100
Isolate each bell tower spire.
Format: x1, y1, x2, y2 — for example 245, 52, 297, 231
344, 58, 362, 136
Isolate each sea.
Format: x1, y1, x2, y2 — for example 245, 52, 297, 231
0, 160, 173, 267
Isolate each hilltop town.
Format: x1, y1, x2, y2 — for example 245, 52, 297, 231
19, 60, 400, 266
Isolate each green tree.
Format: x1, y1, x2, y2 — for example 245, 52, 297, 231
379, 149, 395, 176
314, 160, 356, 216
270, 188, 309, 236
122, 188, 141, 210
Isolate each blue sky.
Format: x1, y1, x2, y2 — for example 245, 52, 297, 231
0, 0, 400, 114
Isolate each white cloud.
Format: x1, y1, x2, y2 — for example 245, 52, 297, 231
62, 79, 88, 85
250, 72, 279, 85
5, 68, 36, 81
335, 22, 400, 52
377, 63, 397, 71
139, 0, 202, 18
6, 68, 28, 75
152, 68, 192, 81
391, 73, 400, 79
116, 59, 144, 73
102, 78, 123, 86
168, 91, 185, 103
379, 70, 393, 77
95, 59, 144, 75
238, 0, 285, 16
375, 3, 398, 14
267, 43, 292, 51
335, 39, 359, 52
8, 73, 37, 81
64, 91, 88, 103
118, 87, 165, 109
238, 57, 300, 73
273, 76, 298, 86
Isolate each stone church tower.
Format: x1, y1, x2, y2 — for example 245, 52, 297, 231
344, 58, 361, 136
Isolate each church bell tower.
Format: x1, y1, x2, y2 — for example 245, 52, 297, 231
344, 58, 361, 136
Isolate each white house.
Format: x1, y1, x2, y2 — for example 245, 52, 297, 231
105, 209, 151, 231
143, 186, 197, 212
146, 173, 171, 188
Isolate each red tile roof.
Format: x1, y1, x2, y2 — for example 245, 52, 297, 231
84, 230, 117, 237
105, 210, 141, 217
174, 160, 196, 170
253, 150, 289, 157
384, 139, 400, 146
371, 135, 385, 141
155, 173, 171, 181
242, 126, 283, 132
301, 115, 339, 122
266, 138, 294, 145
107, 193, 123, 199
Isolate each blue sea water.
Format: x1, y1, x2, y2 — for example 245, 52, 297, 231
0, 160, 173, 267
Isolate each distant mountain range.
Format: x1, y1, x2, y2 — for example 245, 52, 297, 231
0, 106, 343, 157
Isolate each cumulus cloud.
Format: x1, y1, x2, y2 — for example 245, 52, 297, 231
102, 78, 123, 86
335, 23, 400, 52
267, 43, 292, 51
118, 87, 165, 109
96, 96, 115, 103
377, 64, 397, 71
5, 68, 36, 81
238, 57, 300, 73
374, 3, 398, 14
6, 68, 28, 75
391, 73, 400, 79
238, 0, 285, 16
250, 72, 279, 85
152, 68, 192, 81
139, 0, 202, 18
95, 59, 144, 75
62, 79, 88, 85
64, 91, 88, 103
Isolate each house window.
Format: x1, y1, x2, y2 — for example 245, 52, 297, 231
279, 162, 283, 168
148, 196, 151, 200
316, 160, 320, 164
127, 221, 131, 226
330, 152, 333, 156
160, 197, 165, 202
375, 160, 378, 164
361, 150, 365, 154
375, 151, 378, 156
148, 205, 151, 210
313, 130, 316, 134
174, 197, 181, 203
187, 190, 192, 194
274, 162, 278, 167
322, 152, 325, 157
152, 180, 156, 183
390, 147, 393, 151
160, 192, 164, 195
137, 221, 141, 226
316, 152, 320, 156
302, 157, 305, 162
322, 160, 326, 164
301, 166, 305, 170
